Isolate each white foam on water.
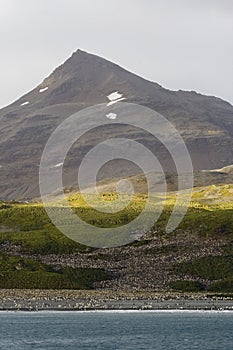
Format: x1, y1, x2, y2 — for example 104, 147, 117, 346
0, 309, 232, 314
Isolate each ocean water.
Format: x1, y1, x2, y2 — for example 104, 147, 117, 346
0, 311, 232, 350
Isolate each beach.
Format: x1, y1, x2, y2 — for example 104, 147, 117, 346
0, 290, 233, 311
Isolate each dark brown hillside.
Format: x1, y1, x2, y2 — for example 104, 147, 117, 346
0, 49, 233, 199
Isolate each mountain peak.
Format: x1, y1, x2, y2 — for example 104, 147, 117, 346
33, 49, 162, 108
1, 50, 233, 199
68, 48, 97, 62
72, 48, 90, 56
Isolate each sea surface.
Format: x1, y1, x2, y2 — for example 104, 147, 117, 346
0, 310, 232, 350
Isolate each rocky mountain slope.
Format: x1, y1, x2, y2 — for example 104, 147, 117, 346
0, 49, 233, 199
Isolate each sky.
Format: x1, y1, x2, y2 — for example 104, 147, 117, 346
0, 0, 233, 108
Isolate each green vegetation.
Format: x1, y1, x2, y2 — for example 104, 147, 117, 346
172, 256, 233, 281
170, 278, 233, 293
1, 183, 233, 290
0, 204, 93, 254
208, 279, 233, 293
69, 193, 147, 227
178, 208, 233, 238
171, 255, 233, 292
169, 280, 206, 292
222, 241, 233, 255
0, 254, 108, 289
1, 185, 233, 255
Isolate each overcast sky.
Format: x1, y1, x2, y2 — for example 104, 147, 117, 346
0, 0, 233, 108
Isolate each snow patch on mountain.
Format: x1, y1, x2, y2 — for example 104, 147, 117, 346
52, 162, 63, 168
20, 101, 29, 106
107, 97, 126, 106
106, 113, 117, 120
107, 91, 126, 106
39, 87, 49, 93
107, 91, 123, 101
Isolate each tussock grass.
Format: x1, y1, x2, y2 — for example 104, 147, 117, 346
1, 184, 233, 290
0, 254, 108, 289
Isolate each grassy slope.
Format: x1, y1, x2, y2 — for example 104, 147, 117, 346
0, 254, 108, 289
0, 184, 233, 291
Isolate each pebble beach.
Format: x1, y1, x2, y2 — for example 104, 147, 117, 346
0, 290, 233, 311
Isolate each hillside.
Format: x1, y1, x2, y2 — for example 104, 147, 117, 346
0, 184, 233, 293
0, 50, 233, 199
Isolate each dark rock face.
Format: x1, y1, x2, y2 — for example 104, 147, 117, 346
0, 49, 233, 199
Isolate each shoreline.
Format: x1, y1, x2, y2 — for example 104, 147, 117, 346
1, 309, 233, 313
0, 290, 233, 312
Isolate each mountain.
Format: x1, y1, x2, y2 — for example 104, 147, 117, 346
0, 49, 233, 199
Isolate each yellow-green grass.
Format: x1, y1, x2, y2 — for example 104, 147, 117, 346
1, 185, 233, 254
1, 184, 233, 291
